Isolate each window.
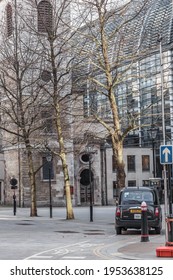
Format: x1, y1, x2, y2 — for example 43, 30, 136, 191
128, 180, 136, 187
42, 157, 54, 180
142, 155, 150, 171
42, 111, 53, 133
6, 4, 13, 37
38, 1, 53, 33
113, 181, 118, 198
80, 154, 89, 163
127, 155, 135, 172
121, 190, 154, 205
41, 70, 51, 82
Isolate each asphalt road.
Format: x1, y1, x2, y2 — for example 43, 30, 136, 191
0, 206, 168, 260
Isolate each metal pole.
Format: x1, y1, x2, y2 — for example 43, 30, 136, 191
168, 165, 172, 215
159, 35, 169, 242
13, 191, 16, 216
141, 201, 149, 242
152, 140, 156, 177
49, 164, 52, 218
104, 148, 108, 205
100, 147, 104, 205
89, 154, 93, 222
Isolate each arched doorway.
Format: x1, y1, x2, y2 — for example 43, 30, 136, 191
80, 168, 94, 205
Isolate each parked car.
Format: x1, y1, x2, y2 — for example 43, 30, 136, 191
115, 187, 162, 234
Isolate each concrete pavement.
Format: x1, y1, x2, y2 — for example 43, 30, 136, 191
117, 235, 166, 259
0, 206, 172, 259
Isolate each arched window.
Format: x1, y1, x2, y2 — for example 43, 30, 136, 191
37, 0, 53, 33
6, 4, 13, 37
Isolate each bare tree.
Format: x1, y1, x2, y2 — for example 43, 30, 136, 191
0, 1, 50, 216
0, 0, 77, 219
72, 0, 152, 193
24, 0, 76, 219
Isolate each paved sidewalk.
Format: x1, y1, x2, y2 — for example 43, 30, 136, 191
118, 238, 165, 259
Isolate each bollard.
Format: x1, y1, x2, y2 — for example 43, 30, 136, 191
166, 215, 173, 246
13, 193, 16, 216
141, 201, 149, 242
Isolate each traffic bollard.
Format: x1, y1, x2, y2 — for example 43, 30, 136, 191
166, 215, 173, 246
13, 193, 16, 216
141, 201, 149, 242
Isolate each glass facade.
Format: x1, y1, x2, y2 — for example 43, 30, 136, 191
84, 49, 173, 152
81, 0, 173, 156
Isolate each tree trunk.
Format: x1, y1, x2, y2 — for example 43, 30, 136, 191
56, 104, 74, 220
112, 138, 126, 195
61, 153, 74, 219
25, 141, 37, 217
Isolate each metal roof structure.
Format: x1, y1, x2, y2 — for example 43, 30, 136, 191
112, 0, 173, 55
139, 0, 173, 49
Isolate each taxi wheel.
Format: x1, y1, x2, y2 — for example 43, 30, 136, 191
155, 227, 161, 234
116, 227, 122, 235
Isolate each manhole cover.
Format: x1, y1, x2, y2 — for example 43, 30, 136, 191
84, 230, 105, 235
84, 230, 104, 232
84, 232, 105, 235
55, 231, 79, 234
16, 223, 34, 226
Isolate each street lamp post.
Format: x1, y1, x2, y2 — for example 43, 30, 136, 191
158, 34, 173, 245
148, 128, 158, 177
101, 140, 111, 205
46, 153, 52, 218
85, 145, 97, 222
88, 152, 93, 222
158, 35, 168, 214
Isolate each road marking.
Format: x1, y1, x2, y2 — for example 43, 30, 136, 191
111, 252, 125, 257
52, 249, 70, 255
25, 240, 89, 260
78, 243, 105, 248
31, 256, 53, 259
93, 236, 139, 260
62, 256, 86, 259
25, 240, 106, 260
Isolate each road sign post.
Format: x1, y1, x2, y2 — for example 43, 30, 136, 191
160, 145, 173, 165
160, 145, 173, 246
10, 178, 18, 216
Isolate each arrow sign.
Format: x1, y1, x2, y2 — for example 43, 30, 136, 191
162, 147, 170, 162
160, 145, 173, 164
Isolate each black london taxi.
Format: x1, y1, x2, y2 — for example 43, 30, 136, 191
115, 187, 162, 234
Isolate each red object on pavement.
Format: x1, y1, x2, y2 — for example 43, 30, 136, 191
156, 246, 173, 257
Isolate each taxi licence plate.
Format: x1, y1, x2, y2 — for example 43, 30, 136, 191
134, 213, 141, 219
130, 209, 141, 213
